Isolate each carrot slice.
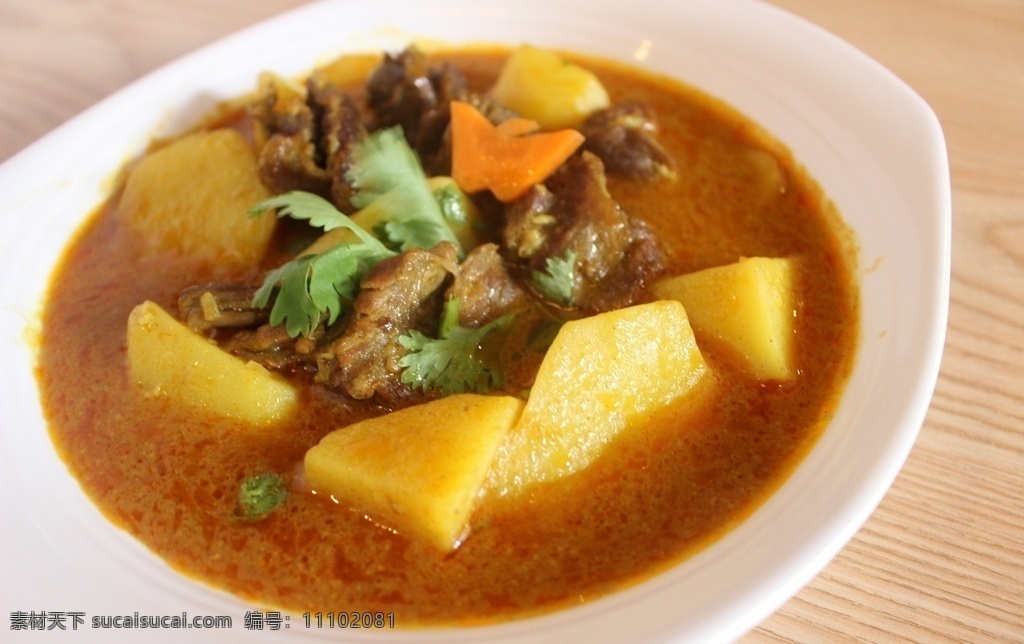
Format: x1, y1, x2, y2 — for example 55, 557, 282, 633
495, 117, 540, 137
450, 101, 584, 202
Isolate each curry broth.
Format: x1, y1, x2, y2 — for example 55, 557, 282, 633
38, 48, 858, 625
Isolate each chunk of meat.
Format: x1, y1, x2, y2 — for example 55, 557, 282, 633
365, 47, 516, 175
252, 72, 367, 210
307, 72, 369, 212
257, 134, 333, 198
251, 72, 316, 136
503, 184, 558, 260
178, 284, 267, 332
322, 242, 459, 404
251, 74, 331, 198
503, 152, 664, 312
366, 49, 438, 148
218, 323, 321, 374
445, 243, 530, 327
580, 100, 676, 180
178, 283, 332, 375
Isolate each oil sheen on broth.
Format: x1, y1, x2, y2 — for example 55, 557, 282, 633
37, 46, 858, 625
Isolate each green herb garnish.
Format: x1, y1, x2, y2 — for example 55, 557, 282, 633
251, 190, 384, 240
250, 192, 396, 338
398, 298, 513, 395
238, 474, 288, 519
531, 250, 577, 306
347, 127, 461, 253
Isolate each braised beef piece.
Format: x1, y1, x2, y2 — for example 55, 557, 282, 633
257, 135, 333, 198
503, 185, 558, 260
178, 284, 267, 332
252, 72, 368, 211
365, 47, 516, 175
580, 100, 676, 180
218, 323, 324, 374
307, 73, 369, 212
179, 284, 333, 375
365, 51, 423, 125
251, 75, 330, 197
503, 152, 664, 313
320, 242, 459, 404
445, 243, 531, 327
366, 49, 439, 155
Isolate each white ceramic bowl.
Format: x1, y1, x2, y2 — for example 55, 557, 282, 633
0, 0, 950, 641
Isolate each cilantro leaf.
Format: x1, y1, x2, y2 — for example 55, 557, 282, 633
347, 127, 461, 253
531, 250, 577, 306
250, 192, 396, 338
252, 245, 360, 337
238, 474, 288, 520
250, 190, 386, 247
398, 298, 513, 396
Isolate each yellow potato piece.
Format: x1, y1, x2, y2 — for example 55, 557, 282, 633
119, 128, 275, 268
304, 394, 525, 550
490, 44, 610, 130
650, 256, 797, 380
126, 301, 298, 424
317, 53, 384, 88
486, 300, 709, 497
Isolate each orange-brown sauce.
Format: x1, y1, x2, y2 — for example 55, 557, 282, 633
37, 48, 858, 626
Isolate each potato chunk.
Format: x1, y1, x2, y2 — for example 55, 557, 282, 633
489, 44, 610, 130
304, 394, 524, 550
119, 129, 275, 268
486, 300, 709, 497
126, 301, 298, 423
650, 257, 797, 380
317, 52, 383, 88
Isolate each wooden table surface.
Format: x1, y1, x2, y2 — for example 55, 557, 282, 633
2, 0, 1021, 641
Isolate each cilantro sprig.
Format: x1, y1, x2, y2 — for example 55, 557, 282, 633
348, 127, 461, 253
250, 192, 396, 338
252, 190, 385, 242
398, 298, 513, 396
531, 250, 577, 306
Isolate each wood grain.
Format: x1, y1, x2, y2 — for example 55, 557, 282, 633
2, 0, 1022, 641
